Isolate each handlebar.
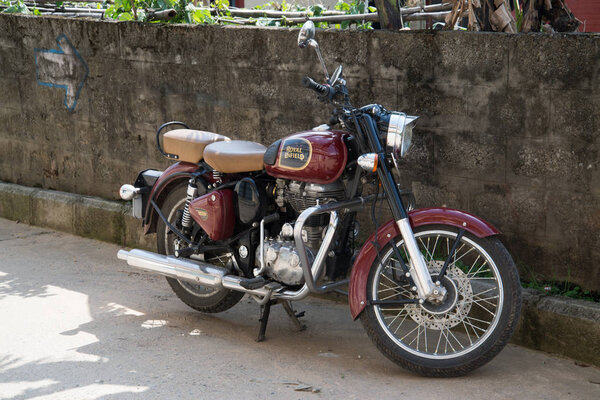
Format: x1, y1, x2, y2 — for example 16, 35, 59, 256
302, 76, 332, 98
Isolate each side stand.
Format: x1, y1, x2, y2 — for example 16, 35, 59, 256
256, 300, 306, 342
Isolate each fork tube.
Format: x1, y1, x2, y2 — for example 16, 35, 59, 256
361, 115, 437, 301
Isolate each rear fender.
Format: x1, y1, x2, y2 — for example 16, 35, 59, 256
143, 162, 201, 234
348, 208, 500, 319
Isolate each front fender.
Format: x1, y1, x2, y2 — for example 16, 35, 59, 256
348, 208, 500, 320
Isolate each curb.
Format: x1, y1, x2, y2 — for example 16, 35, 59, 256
1, 181, 599, 367
513, 289, 600, 367
0, 181, 154, 251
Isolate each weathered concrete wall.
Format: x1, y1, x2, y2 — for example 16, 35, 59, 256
0, 15, 598, 289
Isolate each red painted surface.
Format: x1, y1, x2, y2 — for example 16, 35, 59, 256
408, 208, 500, 237
143, 162, 199, 234
566, 0, 600, 32
189, 189, 235, 241
348, 208, 501, 319
265, 131, 348, 184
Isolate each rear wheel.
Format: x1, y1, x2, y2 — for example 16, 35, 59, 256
360, 224, 521, 376
156, 184, 243, 313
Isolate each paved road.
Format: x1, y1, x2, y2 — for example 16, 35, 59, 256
1, 218, 599, 400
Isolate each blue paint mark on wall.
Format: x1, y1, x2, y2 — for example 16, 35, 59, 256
34, 34, 88, 112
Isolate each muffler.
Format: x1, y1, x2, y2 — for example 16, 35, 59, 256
117, 249, 275, 298
117, 249, 226, 288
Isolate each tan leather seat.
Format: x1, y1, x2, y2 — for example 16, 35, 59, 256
163, 129, 230, 163
203, 140, 267, 173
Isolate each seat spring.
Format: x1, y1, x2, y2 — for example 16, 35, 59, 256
212, 170, 222, 183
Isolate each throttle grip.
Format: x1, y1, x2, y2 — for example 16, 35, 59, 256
302, 76, 330, 97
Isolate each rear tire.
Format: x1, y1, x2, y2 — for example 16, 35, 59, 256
157, 184, 244, 313
360, 224, 521, 377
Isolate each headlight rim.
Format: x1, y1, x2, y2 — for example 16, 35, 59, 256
385, 111, 418, 158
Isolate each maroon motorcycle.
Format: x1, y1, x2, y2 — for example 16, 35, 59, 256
117, 21, 521, 377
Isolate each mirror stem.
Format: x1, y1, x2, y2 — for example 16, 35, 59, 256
309, 39, 330, 81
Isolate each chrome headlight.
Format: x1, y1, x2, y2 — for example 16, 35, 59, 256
385, 112, 418, 158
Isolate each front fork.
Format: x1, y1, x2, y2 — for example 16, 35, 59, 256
396, 218, 445, 302
361, 114, 446, 303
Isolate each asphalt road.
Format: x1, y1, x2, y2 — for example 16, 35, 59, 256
1, 218, 599, 400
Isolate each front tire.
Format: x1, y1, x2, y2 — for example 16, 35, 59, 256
156, 184, 244, 313
360, 224, 521, 376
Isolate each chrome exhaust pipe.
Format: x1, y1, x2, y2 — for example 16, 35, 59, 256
117, 249, 275, 299
117, 249, 226, 288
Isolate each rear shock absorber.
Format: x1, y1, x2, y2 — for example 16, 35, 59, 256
181, 178, 198, 235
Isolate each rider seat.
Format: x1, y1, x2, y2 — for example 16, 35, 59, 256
163, 129, 230, 164
203, 140, 267, 173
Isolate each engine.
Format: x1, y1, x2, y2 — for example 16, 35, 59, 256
256, 180, 346, 286
256, 231, 313, 286
281, 180, 346, 250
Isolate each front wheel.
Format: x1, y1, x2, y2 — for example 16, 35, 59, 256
360, 224, 521, 377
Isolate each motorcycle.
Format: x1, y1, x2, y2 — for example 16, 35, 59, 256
117, 21, 522, 377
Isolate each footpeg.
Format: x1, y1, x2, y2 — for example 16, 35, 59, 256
240, 276, 267, 290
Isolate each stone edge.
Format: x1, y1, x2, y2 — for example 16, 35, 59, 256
0, 181, 155, 251
0, 181, 598, 366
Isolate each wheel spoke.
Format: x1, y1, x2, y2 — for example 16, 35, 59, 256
435, 321, 457, 353
445, 325, 465, 350
392, 311, 412, 335
434, 328, 443, 354
378, 275, 412, 298
471, 301, 496, 316
467, 260, 491, 277
382, 307, 409, 327
452, 245, 476, 266
472, 294, 499, 308
418, 237, 435, 262
431, 235, 440, 262
400, 323, 421, 342
461, 318, 474, 345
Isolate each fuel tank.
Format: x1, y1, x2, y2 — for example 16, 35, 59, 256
264, 131, 348, 184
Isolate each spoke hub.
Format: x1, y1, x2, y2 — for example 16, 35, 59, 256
406, 262, 473, 330
421, 275, 457, 314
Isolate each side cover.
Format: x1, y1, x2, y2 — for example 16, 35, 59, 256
348, 208, 501, 320
189, 189, 235, 241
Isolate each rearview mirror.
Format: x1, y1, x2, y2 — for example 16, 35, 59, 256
298, 21, 315, 49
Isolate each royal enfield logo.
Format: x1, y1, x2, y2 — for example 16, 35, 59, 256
278, 138, 312, 170
194, 208, 208, 220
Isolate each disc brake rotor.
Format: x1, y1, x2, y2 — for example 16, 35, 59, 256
407, 261, 473, 330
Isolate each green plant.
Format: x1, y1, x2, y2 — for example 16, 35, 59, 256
1, 0, 41, 15
334, 0, 375, 30
519, 263, 598, 302
512, 0, 523, 32
3, 0, 375, 29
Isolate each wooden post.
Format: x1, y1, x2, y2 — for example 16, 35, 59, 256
373, 0, 403, 30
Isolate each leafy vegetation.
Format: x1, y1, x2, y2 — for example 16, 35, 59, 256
1, 0, 376, 29
0, 0, 40, 14
520, 264, 598, 302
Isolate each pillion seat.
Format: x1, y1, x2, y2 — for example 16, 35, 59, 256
163, 129, 230, 163
203, 140, 267, 173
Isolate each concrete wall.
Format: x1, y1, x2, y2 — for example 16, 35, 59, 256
0, 14, 598, 290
